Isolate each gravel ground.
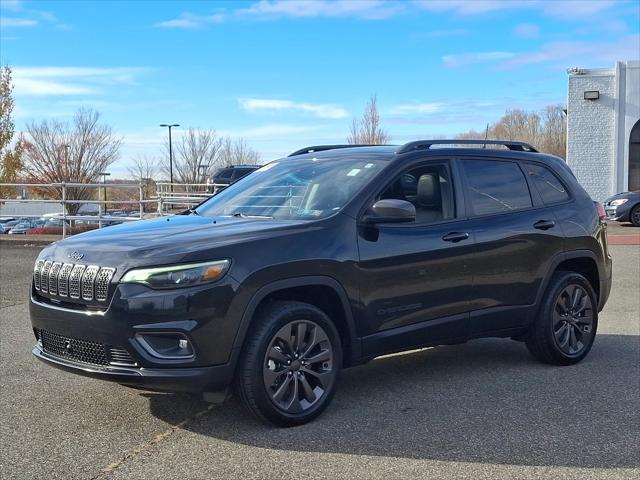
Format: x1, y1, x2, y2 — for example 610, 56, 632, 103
0, 243, 638, 480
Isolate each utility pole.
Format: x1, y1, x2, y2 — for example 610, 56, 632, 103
160, 124, 180, 192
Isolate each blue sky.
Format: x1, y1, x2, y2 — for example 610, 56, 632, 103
1, 0, 639, 177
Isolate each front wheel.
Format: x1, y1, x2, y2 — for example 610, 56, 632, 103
235, 301, 342, 426
526, 272, 598, 365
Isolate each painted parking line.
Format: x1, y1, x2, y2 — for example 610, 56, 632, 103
607, 235, 640, 245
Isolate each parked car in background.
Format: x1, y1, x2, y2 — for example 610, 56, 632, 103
603, 191, 640, 226
30, 139, 612, 426
1, 217, 28, 234
207, 165, 260, 193
8, 219, 45, 234
0, 217, 16, 233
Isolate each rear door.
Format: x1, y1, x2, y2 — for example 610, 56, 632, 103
459, 157, 564, 335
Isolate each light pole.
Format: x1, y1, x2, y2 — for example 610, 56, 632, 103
160, 123, 179, 191
98, 172, 111, 225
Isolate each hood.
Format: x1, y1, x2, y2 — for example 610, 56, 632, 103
41, 215, 308, 268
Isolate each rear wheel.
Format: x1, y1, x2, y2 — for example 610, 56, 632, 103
234, 301, 342, 426
630, 204, 640, 227
526, 272, 598, 365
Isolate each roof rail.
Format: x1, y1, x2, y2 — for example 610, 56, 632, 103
397, 139, 538, 154
288, 144, 383, 157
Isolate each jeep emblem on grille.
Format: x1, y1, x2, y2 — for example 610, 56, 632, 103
68, 251, 84, 261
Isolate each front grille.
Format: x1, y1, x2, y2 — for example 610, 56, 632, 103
39, 329, 108, 366
33, 260, 115, 304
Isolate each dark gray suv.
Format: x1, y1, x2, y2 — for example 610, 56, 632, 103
30, 139, 612, 426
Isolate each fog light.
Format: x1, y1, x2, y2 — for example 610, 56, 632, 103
136, 333, 194, 360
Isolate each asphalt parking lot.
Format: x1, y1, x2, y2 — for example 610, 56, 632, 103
1, 242, 638, 480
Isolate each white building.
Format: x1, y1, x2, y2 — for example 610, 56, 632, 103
566, 61, 640, 201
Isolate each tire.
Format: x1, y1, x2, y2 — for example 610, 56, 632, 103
234, 301, 342, 427
630, 204, 640, 227
526, 271, 598, 365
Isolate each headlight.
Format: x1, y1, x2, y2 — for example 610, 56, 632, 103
610, 199, 628, 206
121, 260, 230, 289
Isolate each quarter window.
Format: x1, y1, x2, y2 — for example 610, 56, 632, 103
524, 163, 570, 204
461, 160, 532, 215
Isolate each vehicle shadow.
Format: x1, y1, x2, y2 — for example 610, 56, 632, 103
145, 334, 639, 469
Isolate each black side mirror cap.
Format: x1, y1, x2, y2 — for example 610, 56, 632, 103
362, 199, 416, 224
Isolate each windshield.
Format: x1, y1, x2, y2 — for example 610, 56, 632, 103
196, 157, 386, 220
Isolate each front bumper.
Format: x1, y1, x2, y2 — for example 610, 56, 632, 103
605, 204, 631, 222
29, 276, 245, 393
32, 344, 233, 392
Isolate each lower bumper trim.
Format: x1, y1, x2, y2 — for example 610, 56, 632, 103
32, 345, 233, 393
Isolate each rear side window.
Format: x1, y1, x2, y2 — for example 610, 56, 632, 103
524, 163, 570, 204
461, 159, 532, 215
216, 169, 233, 181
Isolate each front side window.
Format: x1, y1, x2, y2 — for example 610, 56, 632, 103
378, 164, 455, 224
196, 157, 386, 220
461, 159, 532, 215
524, 163, 570, 204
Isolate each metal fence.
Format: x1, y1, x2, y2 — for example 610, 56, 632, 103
0, 181, 229, 238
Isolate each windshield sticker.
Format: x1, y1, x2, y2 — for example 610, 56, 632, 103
347, 168, 361, 177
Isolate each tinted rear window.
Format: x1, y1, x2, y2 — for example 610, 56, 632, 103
461, 159, 532, 215
524, 163, 570, 204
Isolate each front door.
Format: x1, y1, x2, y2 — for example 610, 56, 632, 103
356, 160, 475, 356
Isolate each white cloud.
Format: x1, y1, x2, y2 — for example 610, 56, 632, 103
442, 51, 515, 68
503, 34, 640, 67
415, 0, 619, 18
0, 17, 36, 27
12, 67, 148, 97
239, 98, 349, 119
513, 23, 540, 39
389, 103, 443, 115
224, 124, 324, 139
238, 0, 403, 20
154, 12, 225, 29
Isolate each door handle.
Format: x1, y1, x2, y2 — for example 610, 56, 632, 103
533, 220, 555, 230
442, 232, 469, 243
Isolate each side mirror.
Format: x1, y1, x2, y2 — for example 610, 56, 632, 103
362, 199, 416, 224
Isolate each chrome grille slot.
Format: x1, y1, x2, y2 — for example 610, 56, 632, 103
108, 347, 137, 366
40, 261, 53, 293
81, 265, 100, 301
48, 262, 62, 296
69, 264, 86, 299
57, 263, 73, 297
95, 268, 115, 302
33, 260, 44, 290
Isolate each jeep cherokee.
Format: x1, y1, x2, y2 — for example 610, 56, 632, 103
30, 139, 612, 426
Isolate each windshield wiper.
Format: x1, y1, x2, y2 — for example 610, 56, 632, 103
229, 212, 273, 219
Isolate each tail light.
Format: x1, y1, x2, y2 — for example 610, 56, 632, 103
595, 202, 606, 221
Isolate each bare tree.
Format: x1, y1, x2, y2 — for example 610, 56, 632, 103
347, 94, 391, 145
219, 137, 261, 166
21, 108, 121, 215
456, 105, 566, 158
540, 105, 566, 159
163, 128, 223, 185
127, 155, 158, 203
0, 65, 23, 199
